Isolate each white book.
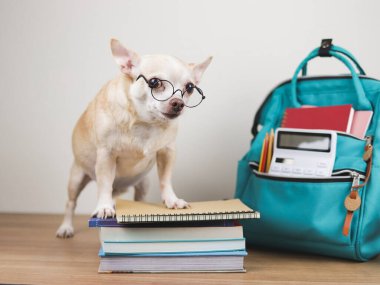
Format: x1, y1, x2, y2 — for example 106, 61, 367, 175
98, 255, 246, 273
101, 238, 245, 254
100, 225, 243, 242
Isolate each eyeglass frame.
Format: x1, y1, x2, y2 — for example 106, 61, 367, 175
136, 74, 206, 108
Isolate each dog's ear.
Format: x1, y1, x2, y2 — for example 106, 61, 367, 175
110, 39, 140, 77
191, 56, 213, 84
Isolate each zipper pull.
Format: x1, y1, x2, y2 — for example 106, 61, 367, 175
342, 172, 362, 236
363, 137, 373, 162
351, 172, 360, 188
365, 135, 373, 146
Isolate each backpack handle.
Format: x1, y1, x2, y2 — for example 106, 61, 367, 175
301, 45, 366, 76
290, 47, 372, 110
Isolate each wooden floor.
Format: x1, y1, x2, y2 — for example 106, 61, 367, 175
0, 214, 379, 285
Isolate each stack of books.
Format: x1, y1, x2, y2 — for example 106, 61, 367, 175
89, 199, 260, 273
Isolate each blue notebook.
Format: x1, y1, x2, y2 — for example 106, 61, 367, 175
98, 247, 248, 257
89, 218, 237, 228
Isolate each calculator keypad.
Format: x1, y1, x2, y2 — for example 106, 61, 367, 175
269, 161, 331, 177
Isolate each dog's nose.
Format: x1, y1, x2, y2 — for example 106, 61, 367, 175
169, 98, 185, 113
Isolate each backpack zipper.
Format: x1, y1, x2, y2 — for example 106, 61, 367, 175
248, 161, 365, 183
351, 171, 361, 188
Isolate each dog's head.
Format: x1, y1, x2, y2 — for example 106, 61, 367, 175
111, 39, 212, 122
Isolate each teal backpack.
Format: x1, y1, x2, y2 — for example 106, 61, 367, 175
235, 40, 380, 261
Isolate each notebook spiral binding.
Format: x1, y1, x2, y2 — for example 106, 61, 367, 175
120, 211, 260, 223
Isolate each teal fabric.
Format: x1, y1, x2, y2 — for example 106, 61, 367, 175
291, 48, 371, 109
302, 45, 366, 76
235, 45, 380, 261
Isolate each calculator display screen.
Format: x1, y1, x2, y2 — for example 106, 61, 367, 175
277, 131, 331, 152
275, 158, 294, 164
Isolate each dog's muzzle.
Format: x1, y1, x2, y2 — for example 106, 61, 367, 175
170, 98, 185, 113
161, 98, 184, 119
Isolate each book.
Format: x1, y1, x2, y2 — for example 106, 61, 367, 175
99, 249, 248, 257
281, 104, 354, 132
100, 223, 243, 242
89, 218, 121, 227
98, 248, 247, 273
115, 199, 260, 223
89, 218, 236, 228
101, 238, 246, 254
350, 110, 373, 139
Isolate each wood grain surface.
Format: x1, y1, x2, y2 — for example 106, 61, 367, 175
0, 213, 379, 285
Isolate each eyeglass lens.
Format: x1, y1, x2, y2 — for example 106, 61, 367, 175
151, 80, 203, 107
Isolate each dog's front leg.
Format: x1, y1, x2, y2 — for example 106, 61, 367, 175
92, 148, 117, 218
157, 145, 189, 209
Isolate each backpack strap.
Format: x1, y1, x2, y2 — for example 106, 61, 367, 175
302, 40, 366, 76
251, 42, 371, 139
290, 47, 372, 110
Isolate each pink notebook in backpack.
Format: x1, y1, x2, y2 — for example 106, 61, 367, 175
350, 111, 373, 139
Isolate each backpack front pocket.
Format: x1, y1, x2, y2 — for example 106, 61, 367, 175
240, 163, 365, 248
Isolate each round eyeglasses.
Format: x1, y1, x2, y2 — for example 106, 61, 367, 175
136, 74, 205, 108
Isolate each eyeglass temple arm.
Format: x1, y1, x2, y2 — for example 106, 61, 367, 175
195, 86, 205, 99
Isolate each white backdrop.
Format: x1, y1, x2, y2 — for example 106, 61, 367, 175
1, 0, 379, 214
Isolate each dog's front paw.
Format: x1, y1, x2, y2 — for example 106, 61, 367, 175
56, 224, 74, 238
164, 197, 189, 209
92, 204, 115, 219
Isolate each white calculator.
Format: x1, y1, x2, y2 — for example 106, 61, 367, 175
268, 128, 337, 178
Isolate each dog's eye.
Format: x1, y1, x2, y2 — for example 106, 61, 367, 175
148, 78, 161, 89
185, 83, 195, 94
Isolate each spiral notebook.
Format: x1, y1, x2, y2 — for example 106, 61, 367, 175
115, 199, 260, 223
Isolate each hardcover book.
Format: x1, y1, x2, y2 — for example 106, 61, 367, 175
282, 104, 354, 132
